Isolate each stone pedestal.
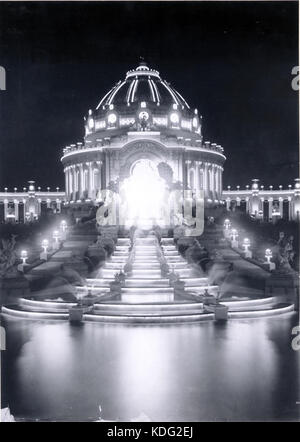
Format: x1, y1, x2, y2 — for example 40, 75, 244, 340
110, 281, 122, 296
231, 240, 238, 248
40, 251, 48, 261
0, 275, 30, 306
17, 263, 29, 273
224, 229, 231, 239
53, 241, 60, 251
214, 304, 229, 321
265, 268, 299, 310
263, 261, 276, 271
173, 280, 185, 296
244, 250, 252, 259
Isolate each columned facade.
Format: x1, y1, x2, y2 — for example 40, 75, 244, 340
0, 181, 65, 223
223, 178, 300, 221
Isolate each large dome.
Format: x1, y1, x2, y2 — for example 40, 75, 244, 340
96, 62, 190, 109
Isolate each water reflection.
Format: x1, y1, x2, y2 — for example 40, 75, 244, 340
2, 314, 300, 421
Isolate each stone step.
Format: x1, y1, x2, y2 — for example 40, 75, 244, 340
63, 240, 91, 251
132, 262, 161, 269
125, 279, 170, 288
161, 238, 175, 244
132, 270, 162, 278
122, 286, 174, 294
51, 251, 73, 261
134, 256, 160, 262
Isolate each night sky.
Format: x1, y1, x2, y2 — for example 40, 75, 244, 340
0, 1, 298, 190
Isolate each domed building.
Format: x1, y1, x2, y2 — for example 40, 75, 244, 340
61, 62, 226, 224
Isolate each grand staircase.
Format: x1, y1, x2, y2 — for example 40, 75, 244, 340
1, 227, 295, 323
86, 236, 217, 305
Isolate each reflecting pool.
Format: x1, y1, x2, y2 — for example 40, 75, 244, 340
1, 313, 300, 421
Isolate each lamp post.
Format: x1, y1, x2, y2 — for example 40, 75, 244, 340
60, 220, 68, 240
53, 230, 60, 250
231, 228, 238, 248
264, 248, 275, 270
223, 219, 231, 239
18, 250, 28, 272
242, 238, 252, 259
40, 239, 49, 261
20, 250, 28, 264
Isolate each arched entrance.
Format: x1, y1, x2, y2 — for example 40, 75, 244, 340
120, 159, 167, 228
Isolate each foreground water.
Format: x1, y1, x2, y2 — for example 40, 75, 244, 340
1, 314, 300, 421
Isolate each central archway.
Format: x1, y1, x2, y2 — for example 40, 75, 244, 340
120, 159, 167, 228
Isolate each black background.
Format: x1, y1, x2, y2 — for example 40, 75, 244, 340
0, 1, 298, 190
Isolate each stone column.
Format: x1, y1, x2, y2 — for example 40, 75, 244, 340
210, 166, 214, 196
97, 161, 102, 192
199, 164, 204, 190
88, 162, 93, 198
37, 199, 41, 217
268, 198, 273, 220
185, 161, 191, 188
64, 169, 67, 198
226, 198, 230, 211
75, 167, 79, 200
279, 197, 283, 218
195, 161, 199, 190
204, 163, 209, 197
14, 200, 19, 222
4, 199, 8, 221
245, 197, 249, 213
56, 199, 61, 213
288, 197, 292, 220
79, 163, 84, 199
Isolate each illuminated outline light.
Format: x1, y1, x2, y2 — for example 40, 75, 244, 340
161, 81, 180, 105
126, 79, 135, 103
107, 81, 126, 105
130, 79, 138, 102
148, 79, 156, 102
150, 79, 160, 104
96, 85, 117, 109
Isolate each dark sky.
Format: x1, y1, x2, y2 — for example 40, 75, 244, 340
0, 1, 298, 190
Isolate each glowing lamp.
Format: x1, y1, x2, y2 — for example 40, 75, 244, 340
107, 113, 117, 124
88, 117, 94, 130
243, 238, 251, 251
231, 229, 238, 241
53, 230, 60, 242
20, 250, 28, 264
192, 117, 198, 128
42, 239, 49, 253
60, 220, 67, 231
265, 249, 272, 263
224, 219, 231, 230
138, 111, 149, 121
170, 112, 179, 124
